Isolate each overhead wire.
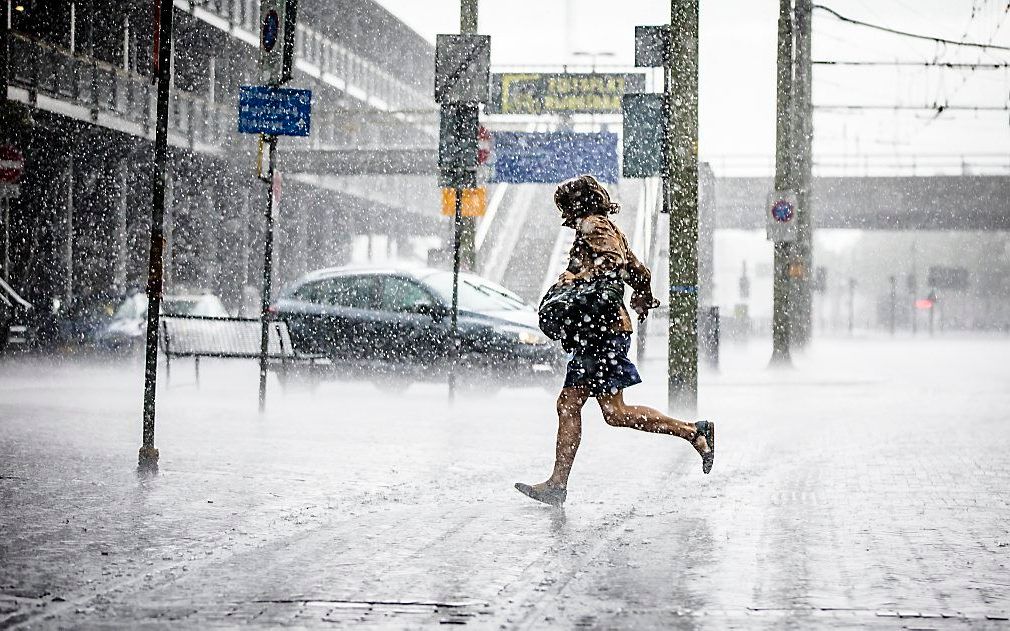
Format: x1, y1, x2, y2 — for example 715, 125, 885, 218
813, 4, 1010, 51
813, 3, 1010, 126
811, 2, 1010, 162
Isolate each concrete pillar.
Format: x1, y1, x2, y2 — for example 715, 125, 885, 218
163, 170, 174, 289
200, 169, 220, 292
113, 160, 129, 291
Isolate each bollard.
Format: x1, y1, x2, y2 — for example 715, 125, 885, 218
699, 305, 720, 370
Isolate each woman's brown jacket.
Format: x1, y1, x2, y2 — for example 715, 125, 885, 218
561, 214, 657, 333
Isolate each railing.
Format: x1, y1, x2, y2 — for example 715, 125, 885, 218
9, 32, 233, 148
175, 0, 431, 113
8, 31, 431, 157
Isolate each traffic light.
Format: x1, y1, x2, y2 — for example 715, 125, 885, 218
438, 104, 478, 189
259, 0, 299, 86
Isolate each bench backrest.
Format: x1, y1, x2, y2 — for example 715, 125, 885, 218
160, 316, 295, 358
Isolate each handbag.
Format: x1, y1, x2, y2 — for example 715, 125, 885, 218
538, 274, 625, 343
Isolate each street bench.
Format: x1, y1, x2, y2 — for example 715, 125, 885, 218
159, 315, 328, 387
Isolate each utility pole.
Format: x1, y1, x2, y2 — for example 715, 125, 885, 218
667, 0, 699, 415
434, 21, 489, 403
792, 0, 814, 347
770, 0, 794, 366
139, 0, 175, 472
254, 0, 301, 413
458, 0, 478, 271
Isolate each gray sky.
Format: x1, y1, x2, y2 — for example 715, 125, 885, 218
375, 0, 1010, 175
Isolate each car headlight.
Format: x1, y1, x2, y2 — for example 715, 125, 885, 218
515, 328, 549, 345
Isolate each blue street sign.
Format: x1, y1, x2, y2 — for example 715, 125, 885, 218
490, 131, 619, 184
238, 86, 311, 137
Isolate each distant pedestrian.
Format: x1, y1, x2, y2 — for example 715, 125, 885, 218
515, 174, 714, 507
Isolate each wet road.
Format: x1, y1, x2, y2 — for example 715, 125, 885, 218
1, 337, 1009, 629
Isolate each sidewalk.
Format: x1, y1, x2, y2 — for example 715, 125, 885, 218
1, 337, 1009, 629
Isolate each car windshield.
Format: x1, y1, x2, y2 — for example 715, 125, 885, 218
112, 295, 145, 320
425, 272, 529, 312
114, 295, 228, 319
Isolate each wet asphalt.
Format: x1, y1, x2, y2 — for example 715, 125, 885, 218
1, 336, 1009, 629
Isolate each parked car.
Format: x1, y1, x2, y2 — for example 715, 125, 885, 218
95, 292, 229, 351
53, 289, 132, 349
271, 267, 566, 390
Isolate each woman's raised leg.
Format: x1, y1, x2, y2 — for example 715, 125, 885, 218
596, 391, 711, 456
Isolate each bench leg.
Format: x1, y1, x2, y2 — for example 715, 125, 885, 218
194, 356, 200, 388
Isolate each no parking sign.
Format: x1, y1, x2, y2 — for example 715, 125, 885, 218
766, 190, 798, 242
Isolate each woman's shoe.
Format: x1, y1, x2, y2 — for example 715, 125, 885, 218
514, 482, 567, 507
692, 420, 715, 474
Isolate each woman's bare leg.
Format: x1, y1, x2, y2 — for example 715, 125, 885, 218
539, 386, 590, 489
596, 391, 710, 454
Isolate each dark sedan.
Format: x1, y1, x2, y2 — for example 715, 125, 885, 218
271, 267, 566, 389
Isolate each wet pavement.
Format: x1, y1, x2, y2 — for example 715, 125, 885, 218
1, 336, 1009, 629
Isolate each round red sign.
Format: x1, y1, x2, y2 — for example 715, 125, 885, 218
0, 145, 24, 184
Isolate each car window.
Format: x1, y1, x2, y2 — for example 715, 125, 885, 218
425, 272, 529, 312
380, 277, 434, 312
310, 276, 379, 308
293, 280, 324, 302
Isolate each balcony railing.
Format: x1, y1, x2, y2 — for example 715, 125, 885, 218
10, 32, 234, 151
8, 31, 433, 158
176, 0, 432, 113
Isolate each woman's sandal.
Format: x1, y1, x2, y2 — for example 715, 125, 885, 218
691, 420, 716, 474
514, 482, 567, 507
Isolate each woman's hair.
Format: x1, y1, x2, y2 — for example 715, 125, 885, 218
554, 174, 621, 220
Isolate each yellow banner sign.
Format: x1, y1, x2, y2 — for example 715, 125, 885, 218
491, 72, 646, 115
441, 187, 487, 217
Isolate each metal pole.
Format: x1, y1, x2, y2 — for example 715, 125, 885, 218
928, 289, 935, 336
449, 186, 463, 403
258, 134, 277, 413
847, 277, 855, 335
1, 197, 8, 281
636, 178, 649, 366
667, 0, 699, 415
0, 0, 9, 98
65, 163, 74, 306
770, 0, 794, 366
139, 0, 174, 472
792, 0, 813, 347
909, 241, 917, 335
460, 0, 478, 33
458, 0, 478, 271
888, 275, 896, 335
